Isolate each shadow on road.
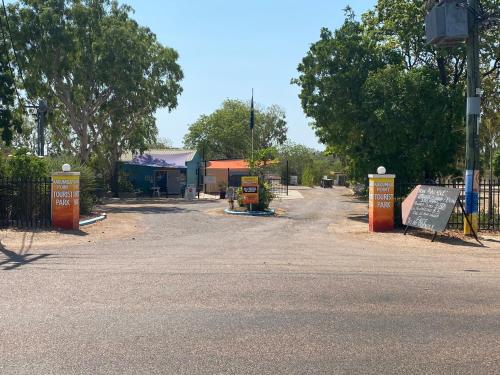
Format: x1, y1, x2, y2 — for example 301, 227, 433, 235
103, 198, 218, 205
400, 229, 485, 248
101, 205, 194, 215
347, 214, 369, 223
0, 232, 51, 271
347, 214, 484, 248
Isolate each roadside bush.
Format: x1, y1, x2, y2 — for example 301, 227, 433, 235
302, 166, 314, 187
6, 148, 48, 180
46, 156, 97, 215
257, 181, 275, 210
236, 187, 244, 207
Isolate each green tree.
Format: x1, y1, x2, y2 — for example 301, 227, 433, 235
292, 16, 399, 181
362, 0, 498, 85
293, 2, 498, 182
0, 25, 21, 145
361, 66, 464, 181
6, 0, 183, 163
184, 99, 287, 160
480, 65, 500, 178
364, 0, 499, 178
146, 137, 173, 150
278, 142, 339, 185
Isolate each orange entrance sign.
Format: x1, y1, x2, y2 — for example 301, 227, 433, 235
241, 176, 259, 205
368, 174, 395, 232
51, 172, 80, 230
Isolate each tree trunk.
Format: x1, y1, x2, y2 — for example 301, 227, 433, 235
79, 122, 90, 163
437, 57, 448, 86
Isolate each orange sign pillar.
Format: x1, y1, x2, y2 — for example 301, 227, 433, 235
51, 172, 80, 230
368, 173, 395, 232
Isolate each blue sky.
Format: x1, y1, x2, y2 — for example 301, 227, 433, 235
122, 1, 378, 149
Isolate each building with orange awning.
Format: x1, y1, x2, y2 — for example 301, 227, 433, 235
204, 159, 250, 193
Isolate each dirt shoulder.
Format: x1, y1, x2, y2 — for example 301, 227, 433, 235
0, 210, 141, 252
0, 197, 223, 252
325, 187, 500, 254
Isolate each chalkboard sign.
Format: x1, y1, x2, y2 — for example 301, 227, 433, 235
403, 185, 460, 233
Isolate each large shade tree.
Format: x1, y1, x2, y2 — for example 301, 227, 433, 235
293, 1, 498, 182
6, 0, 183, 163
184, 99, 287, 160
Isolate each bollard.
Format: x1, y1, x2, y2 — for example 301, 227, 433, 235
51, 164, 80, 230
368, 167, 395, 232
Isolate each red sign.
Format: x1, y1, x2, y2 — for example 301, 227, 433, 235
52, 172, 80, 230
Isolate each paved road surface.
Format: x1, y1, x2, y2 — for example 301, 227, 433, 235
1, 187, 500, 374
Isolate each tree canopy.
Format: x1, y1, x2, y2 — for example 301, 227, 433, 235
5, 0, 183, 164
293, 1, 499, 182
184, 99, 287, 160
0, 26, 21, 144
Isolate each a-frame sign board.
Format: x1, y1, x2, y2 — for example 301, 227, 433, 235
402, 185, 481, 244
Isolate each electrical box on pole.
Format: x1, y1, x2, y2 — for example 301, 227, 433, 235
425, 0, 469, 47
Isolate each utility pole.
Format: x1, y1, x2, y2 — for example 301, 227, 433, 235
464, 0, 481, 235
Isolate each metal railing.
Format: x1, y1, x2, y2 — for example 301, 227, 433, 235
0, 178, 52, 228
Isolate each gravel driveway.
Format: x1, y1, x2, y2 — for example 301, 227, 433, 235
1, 187, 500, 374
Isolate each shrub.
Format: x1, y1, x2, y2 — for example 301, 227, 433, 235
302, 166, 314, 187
6, 148, 48, 180
236, 187, 244, 207
257, 180, 275, 210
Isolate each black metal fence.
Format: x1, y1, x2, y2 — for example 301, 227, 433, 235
266, 176, 289, 196
395, 179, 500, 231
201, 160, 290, 196
0, 178, 52, 228
262, 160, 289, 196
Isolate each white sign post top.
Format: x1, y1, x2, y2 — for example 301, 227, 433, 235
368, 174, 396, 179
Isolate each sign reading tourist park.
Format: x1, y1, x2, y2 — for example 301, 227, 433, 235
241, 176, 259, 205
368, 173, 395, 232
51, 172, 80, 230
402, 185, 460, 233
